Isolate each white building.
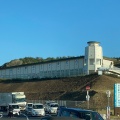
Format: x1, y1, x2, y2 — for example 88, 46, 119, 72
0, 41, 115, 79
84, 41, 113, 74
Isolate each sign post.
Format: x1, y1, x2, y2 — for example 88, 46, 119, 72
106, 90, 111, 120
86, 86, 90, 109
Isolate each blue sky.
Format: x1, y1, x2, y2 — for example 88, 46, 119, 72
0, 0, 120, 66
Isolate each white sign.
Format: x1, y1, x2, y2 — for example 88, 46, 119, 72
86, 95, 90, 101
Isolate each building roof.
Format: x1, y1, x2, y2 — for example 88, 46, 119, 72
87, 41, 100, 44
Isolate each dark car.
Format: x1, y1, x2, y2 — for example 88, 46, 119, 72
57, 106, 66, 115
41, 107, 104, 120
57, 107, 104, 120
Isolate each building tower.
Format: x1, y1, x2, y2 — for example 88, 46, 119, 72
84, 41, 103, 74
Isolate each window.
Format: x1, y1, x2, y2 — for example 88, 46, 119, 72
17, 68, 20, 72
84, 59, 87, 65
33, 105, 43, 109
92, 112, 103, 120
78, 112, 91, 119
96, 59, 101, 65
66, 61, 69, 65
40, 65, 43, 69
89, 59, 94, 65
11, 105, 19, 109
32, 66, 35, 72
48, 64, 51, 68
50, 104, 58, 107
100, 59, 101, 65
75, 59, 78, 65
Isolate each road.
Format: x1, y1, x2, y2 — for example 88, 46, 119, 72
0, 111, 50, 120
0, 115, 46, 120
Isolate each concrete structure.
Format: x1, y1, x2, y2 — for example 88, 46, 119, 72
84, 41, 103, 74
0, 41, 116, 79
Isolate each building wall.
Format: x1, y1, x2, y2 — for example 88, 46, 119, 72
0, 57, 84, 79
103, 59, 113, 69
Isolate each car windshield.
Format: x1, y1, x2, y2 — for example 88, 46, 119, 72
28, 104, 33, 107
33, 105, 43, 109
50, 104, 58, 107
78, 112, 91, 119
15, 98, 26, 102
11, 105, 19, 109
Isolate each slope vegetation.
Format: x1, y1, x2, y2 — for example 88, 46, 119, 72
0, 74, 119, 109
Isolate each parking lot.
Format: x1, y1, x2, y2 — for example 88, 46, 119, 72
2, 100, 120, 120
0, 111, 54, 120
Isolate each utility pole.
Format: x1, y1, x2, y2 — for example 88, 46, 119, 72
86, 86, 90, 109
106, 90, 111, 120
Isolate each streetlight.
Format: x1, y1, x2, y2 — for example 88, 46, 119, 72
106, 90, 111, 120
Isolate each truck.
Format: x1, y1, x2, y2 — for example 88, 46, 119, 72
0, 92, 26, 111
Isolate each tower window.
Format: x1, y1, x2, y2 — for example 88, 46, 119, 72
89, 59, 94, 65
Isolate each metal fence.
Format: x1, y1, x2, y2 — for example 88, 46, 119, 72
26, 99, 115, 113
26, 100, 85, 108
26, 99, 107, 110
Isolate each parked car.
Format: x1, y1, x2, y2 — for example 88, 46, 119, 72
31, 103, 45, 116
44, 101, 59, 114
46, 103, 59, 114
7, 103, 21, 116
26, 107, 33, 115
57, 107, 104, 120
44, 101, 56, 111
25, 103, 33, 115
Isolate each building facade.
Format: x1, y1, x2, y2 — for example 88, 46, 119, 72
0, 41, 113, 79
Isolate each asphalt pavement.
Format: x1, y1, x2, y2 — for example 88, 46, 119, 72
0, 110, 59, 120
0, 111, 44, 120
0, 115, 44, 120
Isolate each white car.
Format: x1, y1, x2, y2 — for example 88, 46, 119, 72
7, 103, 21, 116
46, 102, 59, 114
44, 101, 56, 112
31, 103, 45, 116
